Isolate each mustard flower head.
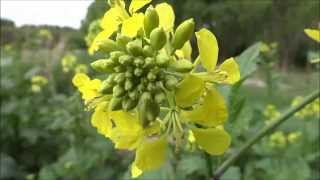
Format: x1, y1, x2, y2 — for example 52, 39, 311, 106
292, 97, 319, 119
61, 53, 77, 73
263, 104, 280, 124
31, 75, 48, 93
304, 28, 320, 43
73, 0, 240, 177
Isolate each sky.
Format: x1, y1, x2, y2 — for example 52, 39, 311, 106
0, 0, 94, 29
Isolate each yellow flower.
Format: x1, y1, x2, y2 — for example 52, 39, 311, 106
263, 104, 280, 124
31, 75, 48, 93
72, 73, 101, 103
89, 0, 176, 55
304, 28, 320, 43
194, 28, 240, 84
74, 1, 240, 178
61, 53, 77, 73
89, 0, 152, 54
269, 131, 287, 148
287, 131, 302, 144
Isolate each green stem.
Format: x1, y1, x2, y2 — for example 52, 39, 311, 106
213, 90, 320, 180
191, 56, 201, 73
204, 152, 213, 178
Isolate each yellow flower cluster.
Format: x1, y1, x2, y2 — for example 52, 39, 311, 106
74, 0, 240, 177
61, 53, 88, 74
304, 28, 320, 64
31, 75, 48, 93
269, 131, 302, 148
292, 97, 320, 119
263, 104, 280, 124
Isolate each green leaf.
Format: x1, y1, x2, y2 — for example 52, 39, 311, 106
236, 42, 261, 80
176, 155, 207, 179
221, 166, 241, 180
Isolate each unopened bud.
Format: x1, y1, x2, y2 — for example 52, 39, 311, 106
165, 75, 178, 90
119, 55, 132, 65
150, 27, 167, 50
116, 35, 131, 50
172, 18, 195, 50
113, 85, 125, 97
122, 97, 138, 111
155, 91, 166, 103
91, 59, 115, 73
99, 39, 121, 53
147, 72, 157, 81
100, 80, 114, 94
156, 54, 170, 67
110, 97, 123, 111
126, 39, 143, 56
114, 73, 125, 84
169, 59, 194, 72
134, 68, 143, 77
124, 79, 134, 90
143, 45, 154, 57
144, 6, 159, 38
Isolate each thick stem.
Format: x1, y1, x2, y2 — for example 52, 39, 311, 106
213, 90, 320, 179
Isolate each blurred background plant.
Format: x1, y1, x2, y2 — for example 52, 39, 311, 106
0, 0, 319, 179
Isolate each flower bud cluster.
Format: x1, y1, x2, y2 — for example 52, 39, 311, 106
89, 5, 195, 126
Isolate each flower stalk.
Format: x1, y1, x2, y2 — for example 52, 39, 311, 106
213, 89, 320, 180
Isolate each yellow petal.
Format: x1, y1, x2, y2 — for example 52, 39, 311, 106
129, 0, 152, 14
175, 75, 205, 108
196, 28, 219, 72
131, 163, 143, 178
133, 137, 167, 173
72, 73, 90, 87
91, 102, 112, 137
155, 3, 175, 32
304, 28, 320, 43
89, 29, 116, 54
184, 87, 227, 127
109, 111, 143, 150
175, 41, 192, 59
192, 127, 231, 155
100, 6, 124, 30
121, 13, 144, 38
218, 57, 240, 84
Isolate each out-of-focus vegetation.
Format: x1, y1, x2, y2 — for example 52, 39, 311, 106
0, 0, 319, 179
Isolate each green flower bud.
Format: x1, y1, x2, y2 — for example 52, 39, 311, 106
155, 91, 166, 103
133, 57, 144, 67
165, 75, 178, 90
169, 59, 194, 72
144, 57, 155, 68
150, 27, 167, 50
110, 51, 125, 60
172, 18, 195, 50
139, 98, 159, 127
99, 39, 121, 53
122, 97, 138, 111
137, 83, 145, 91
143, 45, 154, 57
106, 74, 116, 83
147, 82, 156, 91
144, 6, 159, 38
125, 71, 133, 78
114, 73, 126, 84
124, 79, 134, 90
156, 53, 170, 67
91, 59, 115, 73
129, 89, 139, 100
134, 68, 143, 77
116, 35, 132, 50
110, 97, 123, 111
147, 72, 157, 81
100, 80, 114, 94
126, 39, 143, 56
113, 65, 125, 72
119, 55, 132, 65
141, 92, 152, 101
113, 85, 125, 97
